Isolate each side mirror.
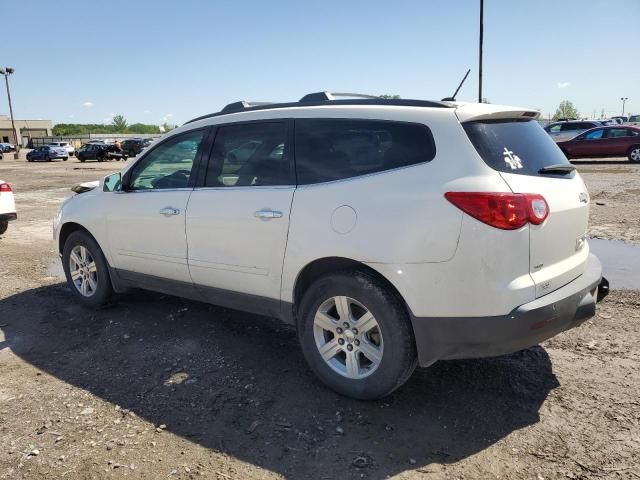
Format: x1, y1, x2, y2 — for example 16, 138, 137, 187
103, 172, 122, 192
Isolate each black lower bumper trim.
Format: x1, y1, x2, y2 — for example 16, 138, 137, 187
410, 254, 603, 367
0, 212, 17, 222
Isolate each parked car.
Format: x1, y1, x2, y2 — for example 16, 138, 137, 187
53, 93, 607, 399
77, 143, 126, 162
0, 142, 16, 153
610, 116, 628, 124
26, 145, 68, 162
49, 141, 76, 157
0, 180, 17, 235
121, 138, 153, 157
544, 120, 603, 142
557, 126, 640, 162
627, 115, 640, 127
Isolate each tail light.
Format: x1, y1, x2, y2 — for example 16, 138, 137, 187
0, 183, 12, 193
445, 192, 548, 230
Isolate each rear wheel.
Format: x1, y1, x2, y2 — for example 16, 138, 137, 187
297, 269, 417, 400
0, 221, 7, 235
62, 230, 113, 308
629, 145, 640, 163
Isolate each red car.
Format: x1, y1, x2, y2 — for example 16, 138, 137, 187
557, 125, 640, 162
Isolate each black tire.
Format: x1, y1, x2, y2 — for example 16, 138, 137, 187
79, 158, 85, 163
0, 221, 7, 235
62, 230, 114, 308
297, 269, 417, 400
47, 155, 52, 162
63, 157, 68, 162
628, 145, 640, 163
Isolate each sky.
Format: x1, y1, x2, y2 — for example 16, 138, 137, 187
2, 0, 639, 126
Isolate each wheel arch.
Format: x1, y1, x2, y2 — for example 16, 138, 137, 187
58, 222, 100, 256
291, 256, 411, 322
628, 144, 640, 161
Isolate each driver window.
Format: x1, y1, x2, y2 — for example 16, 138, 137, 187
205, 122, 291, 187
584, 129, 604, 140
129, 129, 205, 190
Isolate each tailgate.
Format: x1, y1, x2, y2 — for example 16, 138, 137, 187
500, 172, 589, 297
461, 115, 590, 298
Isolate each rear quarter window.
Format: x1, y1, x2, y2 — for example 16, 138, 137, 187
463, 119, 573, 177
295, 119, 435, 185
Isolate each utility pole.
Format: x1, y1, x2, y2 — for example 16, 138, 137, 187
478, 0, 484, 103
0, 67, 19, 158
621, 97, 628, 116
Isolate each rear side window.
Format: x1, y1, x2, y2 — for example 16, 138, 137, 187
560, 123, 579, 131
607, 128, 630, 138
294, 119, 435, 185
463, 119, 572, 177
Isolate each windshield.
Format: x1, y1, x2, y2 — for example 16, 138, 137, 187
463, 119, 573, 177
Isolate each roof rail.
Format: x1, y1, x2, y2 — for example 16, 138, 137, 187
220, 101, 274, 114
184, 94, 451, 125
299, 91, 380, 102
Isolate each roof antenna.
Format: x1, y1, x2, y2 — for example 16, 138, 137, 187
441, 68, 471, 102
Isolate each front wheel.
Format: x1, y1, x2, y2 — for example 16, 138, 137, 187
62, 230, 113, 308
629, 145, 640, 163
297, 269, 417, 400
0, 220, 7, 235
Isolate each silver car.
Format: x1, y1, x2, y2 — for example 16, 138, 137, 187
544, 120, 604, 142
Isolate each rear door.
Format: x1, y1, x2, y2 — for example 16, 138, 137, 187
604, 127, 634, 156
185, 120, 295, 315
463, 119, 590, 297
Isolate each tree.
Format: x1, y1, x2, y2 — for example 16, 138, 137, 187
111, 115, 128, 132
379, 94, 400, 99
128, 123, 161, 134
553, 100, 580, 121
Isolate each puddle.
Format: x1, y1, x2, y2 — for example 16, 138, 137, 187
589, 239, 640, 290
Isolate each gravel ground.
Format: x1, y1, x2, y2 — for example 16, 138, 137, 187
0, 154, 639, 480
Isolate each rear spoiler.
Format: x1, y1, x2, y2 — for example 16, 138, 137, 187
449, 102, 541, 123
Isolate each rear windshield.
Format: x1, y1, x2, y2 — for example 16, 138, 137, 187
463, 119, 572, 177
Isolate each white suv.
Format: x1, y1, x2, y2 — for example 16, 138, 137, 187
49, 141, 76, 157
53, 92, 608, 399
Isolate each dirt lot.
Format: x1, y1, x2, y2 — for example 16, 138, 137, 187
0, 155, 639, 480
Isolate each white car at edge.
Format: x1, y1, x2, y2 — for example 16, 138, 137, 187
0, 180, 17, 235
52, 92, 608, 399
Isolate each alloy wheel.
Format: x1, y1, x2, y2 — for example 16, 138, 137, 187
630, 148, 640, 162
69, 245, 98, 297
313, 296, 384, 379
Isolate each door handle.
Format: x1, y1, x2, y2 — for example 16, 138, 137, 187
254, 209, 283, 219
159, 207, 181, 216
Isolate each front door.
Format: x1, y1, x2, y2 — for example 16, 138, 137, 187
186, 121, 294, 313
570, 128, 607, 157
106, 128, 208, 283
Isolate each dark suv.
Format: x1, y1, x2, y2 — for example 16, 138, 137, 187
122, 139, 153, 157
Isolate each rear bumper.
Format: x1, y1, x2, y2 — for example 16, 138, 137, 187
0, 212, 17, 222
411, 253, 606, 367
